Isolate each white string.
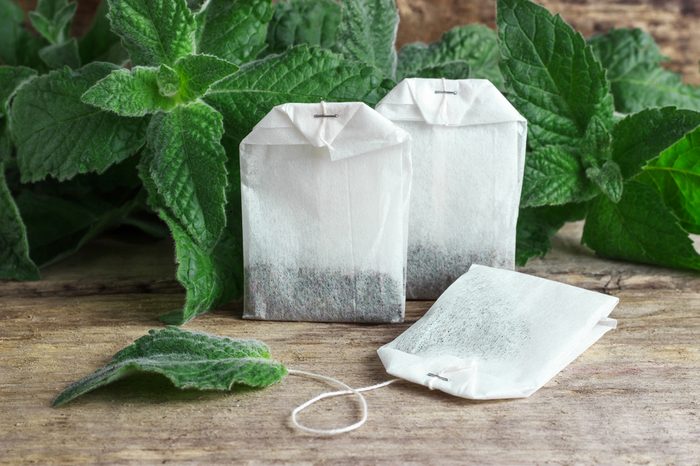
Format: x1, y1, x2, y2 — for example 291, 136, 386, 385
287, 369, 399, 435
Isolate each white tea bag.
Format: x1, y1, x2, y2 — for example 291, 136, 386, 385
240, 102, 412, 323
376, 79, 527, 299
378, 265, 618, 399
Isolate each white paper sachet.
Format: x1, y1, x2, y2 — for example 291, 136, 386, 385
239, 102, 412, 323
378, 265, 618, 399
376, 78, 527, 299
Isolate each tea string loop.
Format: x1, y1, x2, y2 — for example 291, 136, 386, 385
288, 369, 399, 435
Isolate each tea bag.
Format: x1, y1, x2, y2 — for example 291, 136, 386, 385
376, 78, 527, 299
378, 265, 618, 399
240, 102, 412, 323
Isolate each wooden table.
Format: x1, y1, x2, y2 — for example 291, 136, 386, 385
1, 224, 698, 464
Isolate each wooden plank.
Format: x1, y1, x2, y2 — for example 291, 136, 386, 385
1, 223, 698, 464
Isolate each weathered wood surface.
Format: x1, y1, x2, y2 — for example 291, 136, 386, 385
1, 223, 698, 464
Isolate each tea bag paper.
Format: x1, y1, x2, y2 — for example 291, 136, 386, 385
378, 265, 618, 399
240, 102, 412, 323
376, 79, 527, 299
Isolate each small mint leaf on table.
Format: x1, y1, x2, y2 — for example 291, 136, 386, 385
612, 107, 700, 179
196, 0, 274, 65
147, 101, 228, 252
590, 28, 700, 113
0, 163, 40, 281
138, 152, 242, 324
107, 0, 196, 66
266, 0, 341, 54
333, 0, 399, 78
644, 126, 700, 234
397, 25, 503, 87
53, 327, 287, 407
82, 66, 178, 117
582, 180, 700, 270
516, 203, 587, 266
10, 63, 147, 183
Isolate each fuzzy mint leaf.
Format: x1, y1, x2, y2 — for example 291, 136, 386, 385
266, 0, 342, 54
498, 0, 614, 151
612, 107, 700, 180
172, 54, 238, 101
644, 126, 700, 234
28, 0, 77, 45
147, 101, 228, 251
586, 160, 623, 203
590, 28, 700, 113
38, 38, 81, 69
139, 153, 242, 324
10, 63, 147, 182
196, 0, 274, 65
107, 0, 196, 66
334, 0, 399, 78
583, 180, 700, 270
0, 163, 40, 280
516, 203, 587, 266
53, 327, 287, 407
0, 0, 44, 68
0, 66, 37, 117
397, 25, 503, 87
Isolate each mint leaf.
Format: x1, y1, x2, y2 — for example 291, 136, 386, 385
0, 163, 40, 280
0, 66, 36, 117
147, 102, 228, 251
644, 126, 700, 234
78, 0, 128, 65
583, 180, 700, 270
586, 160, 623, 203
497, 0, 614, 150
172, 54, 238, 101
139, 153, 241, 324
0, 0, 43, 67
334, 0, 399, 78
10, 63, 147, 182
590, 28, 700, 113
196, 0, 274, 65
53, 327, 287, 407
82, 66, 176, 116
612, 107, 700, 179
397, 25, 503, 87
38, 38, 81, 69
206, 45, 390, 143
521, 146, 597, 207
107, 0, 196, 66
28, 0, 77, 45
516, 203, 586, 266
266, 0, 341, 54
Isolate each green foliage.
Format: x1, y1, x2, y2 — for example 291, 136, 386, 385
267, 0, 341, 54
590, 28, 700, 113
38, 38, 81, 69
10, 63, 147, 182
515, 204, 586, 266
396, 25, 503, 87
333, 0, 399, 78
53, 327, 287, 407
196, 0, 274, 65
29, 0, 77, 45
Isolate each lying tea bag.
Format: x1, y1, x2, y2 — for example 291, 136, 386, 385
376, 78, 527, 299
378, 265, 618, 399
240, 102, 412, 323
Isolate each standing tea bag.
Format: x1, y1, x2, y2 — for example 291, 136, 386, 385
240, 102, 412, 323
376, 78, 527, 299
378, 265, 618, 399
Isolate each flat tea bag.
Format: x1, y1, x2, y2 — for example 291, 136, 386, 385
376, 79, 527, 299
240, 102, 412, 323
378, 265, 618, 399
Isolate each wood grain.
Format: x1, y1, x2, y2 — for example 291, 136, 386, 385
1, 223, 698, 464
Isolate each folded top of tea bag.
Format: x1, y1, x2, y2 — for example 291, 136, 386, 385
375, 78, 526, 126
241, 101, 410, 161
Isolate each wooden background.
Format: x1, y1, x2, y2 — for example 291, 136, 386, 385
16, 0, 700, 84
